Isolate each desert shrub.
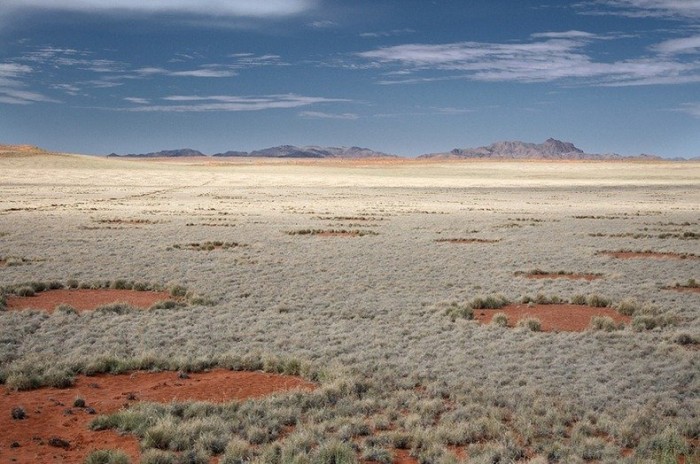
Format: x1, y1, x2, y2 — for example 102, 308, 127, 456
30, 281, 47, 293
5, 372, 42, 391
47, 281, 64, 290
94, 302, 134, 315
444, 303, 473, 321
632, 315, 677, 331
312, 440, 357, 464
571, 294, 587, 305
589, 316, 620, 332
84, 449, 131, 464
11, 406, 26, 420
638, 427, 689, 461
74, 397, 86, 408
170, 285, 188, 298
586, 294, 611, 308
517, 317, 542, 332
673, 332, 699, 346
16, 286, 35, 297
0, 293, 6, 310
470, 295, 509, 310
491, 313, 508, 327
43, 368, 75, 388
140, 450, 176, 464
112, 279, 133, 290
361, 446, 393, 464
221, 438, 252, 464
55, 303, 78, 314
615, 298, 640, 316
522, 293, 563, 305
66, 279, 79, 288
149, 300, 184, 310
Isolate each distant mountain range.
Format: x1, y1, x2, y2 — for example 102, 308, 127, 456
107, 148, 206, 158
108, 145, 396, 159
16, 140, 699, 160
418, 138, 665, 160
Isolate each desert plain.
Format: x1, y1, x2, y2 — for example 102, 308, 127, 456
0, 149, 698, 463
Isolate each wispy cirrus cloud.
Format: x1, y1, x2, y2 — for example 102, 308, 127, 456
0, 62, 58, 104
298, 110, 358, 119
576, 0, 700, 19
652, 35, 700, 55
120, 94, 350, 112
360, 28, 415, 39
0, 0, 317, 18
356, 31, 700, 86
134, 66, 238, 78
678, 102, 700, 117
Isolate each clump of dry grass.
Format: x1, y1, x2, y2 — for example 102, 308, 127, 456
172, 241, 242, 251
285, 229, 378, 237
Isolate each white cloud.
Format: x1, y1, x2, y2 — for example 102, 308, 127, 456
1, 0, 316, 18
577, 0, 700, 19
121, 94, 349, 112
357, 34, 700, 86
360, 28, 415, 39
653, 35, 700, 54
309, 20, 337, 28
135, 67, 237, 78
298, 111, 358, 119
0, 62, 57, 104
678, 102, 700, 117
124, 97, 149, 104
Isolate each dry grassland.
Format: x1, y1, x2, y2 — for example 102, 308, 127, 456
0, 153, 698, 463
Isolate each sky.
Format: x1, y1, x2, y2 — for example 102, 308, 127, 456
0, 0, 699, 157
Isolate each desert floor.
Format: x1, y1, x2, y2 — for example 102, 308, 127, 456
0, 153, 698, 463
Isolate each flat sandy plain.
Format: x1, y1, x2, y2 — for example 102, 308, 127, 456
0, 150, 698, 463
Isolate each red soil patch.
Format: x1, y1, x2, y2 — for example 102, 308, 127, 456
5, 289, 174, 313
665, 286, 700, 294
474, 304, 631, 332
0, 370, 316, 464
521, 273, 601, 281
393, 449, 419, 464
599, 251, 698, 260
0, 259, 6, 267
435, 238, 500, 244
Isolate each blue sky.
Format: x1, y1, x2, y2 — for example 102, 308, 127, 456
0, 0, 699, 157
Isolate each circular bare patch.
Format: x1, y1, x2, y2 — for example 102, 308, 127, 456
599, 251, 698, 260
0, 370, 316, 464
5, 289, 174, 312
519, 273, 601, 281
474, 304, 631, 332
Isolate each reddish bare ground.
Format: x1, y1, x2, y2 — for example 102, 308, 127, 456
393, 449, 418, 464
435, 238, 500, 244
5, 289, 173, 313
474, 304, 631, 332
1, 370, 316, 464
521, 273, 601, 281
0, 259, 6, 267
599, 251, 698, 260
666, 286, 700, 294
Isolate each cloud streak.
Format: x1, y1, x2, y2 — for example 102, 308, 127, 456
120, 94, 350, 112
298, 110, 359, 119
357, 32, 700, 86
577, 0, 700, 19
0, 62, 58, 104
1, 0, 316, 18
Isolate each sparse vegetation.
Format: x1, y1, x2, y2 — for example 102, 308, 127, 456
589, 316, 621, 332
84, 449, 131, 464
285, 229, 378, 236
172, 241, 242, 251
517, 317, 542, 332
0, 158, 697, 463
